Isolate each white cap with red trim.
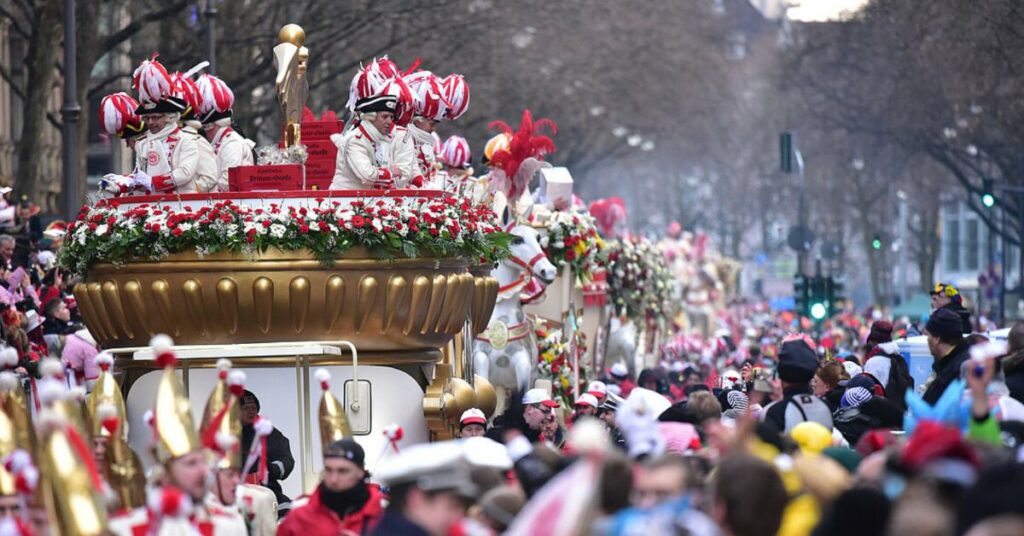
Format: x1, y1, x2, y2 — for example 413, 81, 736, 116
522, 388, 558, 408
586, 381, 607, 399
574, 393, 599, 408
459, 408, 486, 427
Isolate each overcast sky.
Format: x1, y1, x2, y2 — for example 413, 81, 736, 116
786, 0, 870, 21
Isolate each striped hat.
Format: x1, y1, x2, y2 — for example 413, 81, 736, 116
840, 387, 872, 409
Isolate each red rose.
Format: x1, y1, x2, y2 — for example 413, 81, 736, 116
88, 223, 97, 231
351, 215, 366, 228
246, 229, 256, 243
261, 220, 271, 228
429, 228, 439, 237
151, 224, 161, 233
172, 228, 184, 237
318, 221, 329, 231
565, 250, 576, 261
299, 224, 310, 234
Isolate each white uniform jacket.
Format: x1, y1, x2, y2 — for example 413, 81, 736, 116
210, 127, 255, 192
135, 124, 217, 194
329, 122, 398, 190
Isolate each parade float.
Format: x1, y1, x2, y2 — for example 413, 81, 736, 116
61, 25, 506, 499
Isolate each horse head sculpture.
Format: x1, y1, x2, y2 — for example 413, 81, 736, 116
474, 201, 556, 394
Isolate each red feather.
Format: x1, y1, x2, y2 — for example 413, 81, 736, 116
487, 110, 557, 199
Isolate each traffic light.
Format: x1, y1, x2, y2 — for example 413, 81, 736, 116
809, 275, 829, 321
872, 234, 882, 250
982, 178, 995, 208
826, 275, 846, 313
780, 132, 794, 173
793, 274, 809, 316
795, 274, 833, 321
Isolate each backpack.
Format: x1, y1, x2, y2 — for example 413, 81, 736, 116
833, 406, 879, 446
884, 352, 914, 411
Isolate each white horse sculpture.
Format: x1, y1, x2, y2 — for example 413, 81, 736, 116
474, 215, 557, 395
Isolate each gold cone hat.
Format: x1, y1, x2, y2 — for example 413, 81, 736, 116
37, 410, 107, 536
151, 335, 201, 463
315, 369, 351, 450
85, 352, 127, 440
0, 409, 16, 496
95, 402, 146, 511
200, 360, 244, 470
0, 371, 33, 455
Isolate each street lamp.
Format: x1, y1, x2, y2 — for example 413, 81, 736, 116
61, 0, 81, 219
205, 0, 218, 73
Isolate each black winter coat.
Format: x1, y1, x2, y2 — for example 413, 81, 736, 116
922, 340, 972, 405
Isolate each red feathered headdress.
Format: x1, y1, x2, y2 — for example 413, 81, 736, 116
588, 197, 627, 238
487, 110, 557, 200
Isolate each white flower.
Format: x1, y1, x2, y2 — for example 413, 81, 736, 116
225, 224, 239, 237
269, 223, 287, 238
95, 224, 108, 236
178, 222, 193, 232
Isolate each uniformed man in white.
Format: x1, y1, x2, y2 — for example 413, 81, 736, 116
129, 58, 216, 194
197, 74, 255, 192
329, 94, 404, 190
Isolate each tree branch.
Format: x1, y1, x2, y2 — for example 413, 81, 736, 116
0, 4, 31, 40
102, 0, 192, 53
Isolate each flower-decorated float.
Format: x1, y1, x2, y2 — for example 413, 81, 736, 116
65, 25, 506, 497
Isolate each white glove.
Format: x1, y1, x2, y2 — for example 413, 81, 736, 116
130, 170, 154, 193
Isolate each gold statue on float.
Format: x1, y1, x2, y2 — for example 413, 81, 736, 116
274, 24, 309, 148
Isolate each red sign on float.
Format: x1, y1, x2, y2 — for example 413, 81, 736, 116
301, 121, 344, 140
229, 164, 303, 192
303, 139, 338, 190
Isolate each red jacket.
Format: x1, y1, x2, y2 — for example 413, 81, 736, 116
278, 484, 384, 536
619, 379, 637, 398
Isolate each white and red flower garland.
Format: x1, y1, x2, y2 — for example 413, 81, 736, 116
59, 195, 511, 277
606, 237, 673, 322
539, 210, 606, 284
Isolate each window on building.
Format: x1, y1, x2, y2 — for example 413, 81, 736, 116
966, 219, 979, 271
944, 215, 960, 272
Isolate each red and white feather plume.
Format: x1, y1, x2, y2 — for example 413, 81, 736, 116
440, 136, 472, 168
380, 76, 416, 126
441, 74, 470, 120
132, 55, 173, 106
196, 74, 235, 117
99, 93, 142, 136
487, 110, 558, 200
347, 56, 402, 112
404, 71, 448, 121
170, 72, 202, 116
